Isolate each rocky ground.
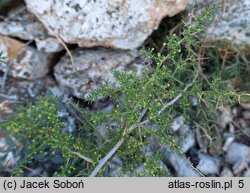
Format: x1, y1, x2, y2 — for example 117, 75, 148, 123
0, 0, 250, 177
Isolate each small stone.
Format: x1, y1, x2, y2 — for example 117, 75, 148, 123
3, 152, 17, 168
35, 37, 64, 53
0, 35, 52, 80
240, 103, 250, 110
217, 106, 232, 129
195, 127, 208, 153
142, 146, 154, 157
0, 5, 47, 41
196, 153, 221, 176
171, 115, 184, 132
223, 136, 235, 152
0, 77, 47, 120
189, 96, 198, 106
0, 5, 63, 53
108, 156, 123, 177
134, 163, 147, 176
67, 116, 76, 133
242, 111, 250, 120
220, 167, 234, 177
226, 142, 250, 175
244, 169, 250, 177
48, 86, 63, 97
163, 145, 200, 177
0, 137, 19, 169
178, 125, 195, 153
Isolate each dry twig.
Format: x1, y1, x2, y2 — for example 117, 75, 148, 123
89, 108, 148, 177
67, 148, 93, 163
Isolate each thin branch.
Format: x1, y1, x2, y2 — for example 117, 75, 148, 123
66, 148, 93, 163
66, 105, 85, 125
138, 68, 200, 127
186, 157, 205, 177
50, 32, 75, 67
90, 137, 124, 177
22, 166, 44, 177
89, 108, 148, 177
157, 70, 199, 115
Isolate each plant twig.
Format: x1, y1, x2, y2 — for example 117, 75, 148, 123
22, 166, 44, 177
66, 148, 93, 163
158, 70, 199, 115
89, 108, 148, 177
139, 68, 200, 127
186, 157, 205, 177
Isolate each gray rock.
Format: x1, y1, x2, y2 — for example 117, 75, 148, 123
196, 153, 221, 175
0, 137, 20, 170
35, 37, 64, 53
54, 48, 142, 99
191, 0, 250, 47
242, 111, 250, 120
220, 167, 234, 177
0, 35, 52, 80
217, 106, 232, 129
243, 169, 250, 177
134, 163, 147, 176
222, 136, 235, 151
163, 145, 200, 177
0, 77, 47, 120
0, 5, 63, 53
25, 0, 188, 49
177, 125, 195, 153
240, 103, 250, 110
189, 95, 198, 106
226, 142, 250, 175
0, 5, 47, 40
108, 156, 123, 177
171, 115, 184, 132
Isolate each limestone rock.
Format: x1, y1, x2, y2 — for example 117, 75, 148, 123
0, 5, 63, 53
54, 48, 142, 99
191, 0, 250, 47
25, 0, 188, 49
0, 35, 51, 79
